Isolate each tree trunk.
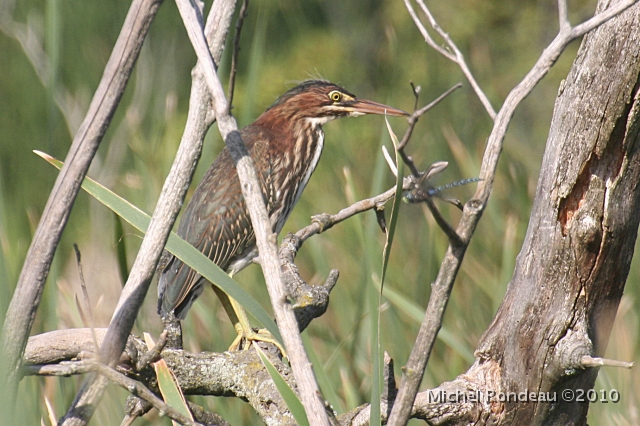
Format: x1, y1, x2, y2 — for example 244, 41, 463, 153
473, 2, 640, 424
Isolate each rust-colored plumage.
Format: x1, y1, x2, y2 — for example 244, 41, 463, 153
158, 80, 407, 320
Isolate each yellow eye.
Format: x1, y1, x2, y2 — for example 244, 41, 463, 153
329, 90, 342, 102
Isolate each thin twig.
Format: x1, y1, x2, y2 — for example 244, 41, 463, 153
558, 0, 570, 30
387, 1, 639, 425
404, 0, 496, 119
174, 0, 331, 424
227, 0, 249, 114
297, 181, 409, 244
136, 330, 169, 370
423, 198, 462, 245
89, 358, 203, 426
397, 83, 462, 176
73, 244, 100, 354
580, 355, 634, 369
23, 361, 94, 377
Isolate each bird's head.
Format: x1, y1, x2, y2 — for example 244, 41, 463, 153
254, 80, 408, 129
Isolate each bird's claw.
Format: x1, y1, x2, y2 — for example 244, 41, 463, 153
311, 213, 332, 233
228, 326, 287, 359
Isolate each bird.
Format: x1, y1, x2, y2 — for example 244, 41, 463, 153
158, 80, 407, 350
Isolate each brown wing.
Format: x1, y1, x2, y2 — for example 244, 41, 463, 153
157, 128, 276, 318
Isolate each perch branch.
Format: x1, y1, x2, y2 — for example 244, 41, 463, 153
24, 329, 481, 425
24, 329, 300, 425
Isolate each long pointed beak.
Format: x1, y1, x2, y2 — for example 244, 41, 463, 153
349, 99, 409, 117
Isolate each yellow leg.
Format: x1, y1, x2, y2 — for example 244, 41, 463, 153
211, 284, 286, 355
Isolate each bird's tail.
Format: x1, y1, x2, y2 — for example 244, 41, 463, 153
157, 256, 205, 319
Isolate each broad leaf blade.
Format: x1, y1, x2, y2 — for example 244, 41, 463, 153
255, 346, 310, 426
381, 116, 404, 284
369, 118, 405, 426
144, 333, 193, 424
36, 150, 282, 344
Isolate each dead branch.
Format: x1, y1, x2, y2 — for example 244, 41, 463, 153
59, 1, 238, 424
0, 0, 164, 409
23, 329, 483, 425
388, 1, 640, 424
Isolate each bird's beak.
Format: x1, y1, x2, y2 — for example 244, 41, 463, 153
348, 99, 409, 117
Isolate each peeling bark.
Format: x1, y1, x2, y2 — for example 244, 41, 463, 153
471, 2, 640, 424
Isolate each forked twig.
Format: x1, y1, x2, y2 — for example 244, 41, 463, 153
404, 0, 497, 119
397, 83, 462, 176
227, 0, 249, 114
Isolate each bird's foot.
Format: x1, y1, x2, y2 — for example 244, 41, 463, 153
228, 325, 287, 358
311, 213, 333, 233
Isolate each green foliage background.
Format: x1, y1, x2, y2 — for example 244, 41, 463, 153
1, 0, 638, 424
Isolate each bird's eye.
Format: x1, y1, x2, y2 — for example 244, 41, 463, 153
329, 91, 342, 102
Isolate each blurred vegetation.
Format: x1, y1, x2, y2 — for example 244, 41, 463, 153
1, 0, 638, 425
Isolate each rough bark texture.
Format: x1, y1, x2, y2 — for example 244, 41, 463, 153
472, 2, 640, 424
23, 329, 296, 425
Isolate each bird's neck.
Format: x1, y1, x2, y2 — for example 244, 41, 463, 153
282, 120, 325, 231
253, 112, 327, 232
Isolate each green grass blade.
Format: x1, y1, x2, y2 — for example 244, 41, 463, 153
369, 118, 405, 426
144, 333, 193, 424
302, 333, 345, 414
381, 116, 404, 287
35, 150, 282, 344
368, 273, 382, 426
255, 346, 310, 426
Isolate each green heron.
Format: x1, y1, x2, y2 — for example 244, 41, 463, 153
158, 80, 407, 349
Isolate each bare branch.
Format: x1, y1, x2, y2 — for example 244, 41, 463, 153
580, 356, 634, 369
24, 329, 298, 425
227, 0, 249, 114
297, 184, 403, 243
558, 0, 570, 31
397, 83, 462, 177
59, 1, 238, 424
571, 0, 638, 36
423, 198, 462, 245
404, 0, 496, 119
25, 329, 462, 425
0, 0, 163, 409
136, 330, 168, 370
